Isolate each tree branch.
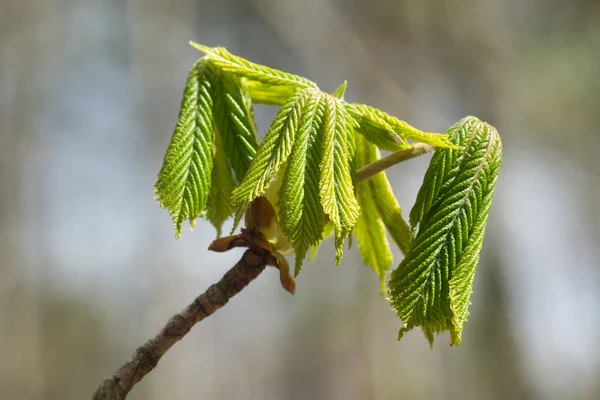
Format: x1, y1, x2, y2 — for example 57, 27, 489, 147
356, 143, 434, 183
91, 249, 268, 400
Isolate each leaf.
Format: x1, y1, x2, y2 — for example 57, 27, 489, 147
332, 80, 347, 99
351, 103, 458, 149
205, 126, 237, 236
278, 91, 325, 275
231, 88, 315, 224
387, 116, 502, 346
346, 103, 408, 152
354, 134, 393, 291
191, 42, 317, 90
365, 151, 413, 256
212, 69, 259, 183
242, 79, 296, 106
319, 95, 360, 264
155, 58, 214, 237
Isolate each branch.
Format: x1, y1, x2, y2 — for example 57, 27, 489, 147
91, 249, 268, 400
356, 143, 434, 183
93, 143, 431, 399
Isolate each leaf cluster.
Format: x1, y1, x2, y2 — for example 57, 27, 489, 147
154, 43, 502, 345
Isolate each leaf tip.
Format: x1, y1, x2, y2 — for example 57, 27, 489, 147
332, 80, 348, 99
189, 41, 209, 54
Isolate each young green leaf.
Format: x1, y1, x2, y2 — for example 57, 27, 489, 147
319, 95, 360, 264
242, 79, 296, 106
205, 127, 237, 236
354, 134, 393, 291
346, 103, 408, 152
213, 69, 259, 183
278, 92, 325, 275
351, 103, 458, 149
387, 116, 502, 346
369, 169, 413, 256
190, 42, 318, 90
355, 135, 413, 256
332, 80, 348, 99
155, 58, 214, 237
231, 88, 315, 223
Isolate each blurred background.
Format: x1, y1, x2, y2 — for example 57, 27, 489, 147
1, 0, 599, 399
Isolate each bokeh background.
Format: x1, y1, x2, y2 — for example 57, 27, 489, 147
1, 1, 599, 399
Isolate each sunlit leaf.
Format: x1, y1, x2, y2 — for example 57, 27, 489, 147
319, 95, 360, 264
387, 116, 502, 346
351, 103, 458, 149
191, 42, 317, 90
278, 91, 325, 275
213, 69, 259, 183
155, 58, 214, 237
354, 134, 393, 291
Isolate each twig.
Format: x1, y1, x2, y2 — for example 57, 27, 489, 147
356, 143, 434, 183
91, 249, 268, 400
92, 143, 433, 399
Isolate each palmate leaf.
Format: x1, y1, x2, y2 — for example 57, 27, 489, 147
155, 58, 214, 237
278, 92, 325, 275
351, 103, 458, 149
213, 69, 259, 183
319, 95, 360, 264
387, 116, 502, 346
191, 42, 318, 90
231, 88, 313, 224
354, 134, 393, 291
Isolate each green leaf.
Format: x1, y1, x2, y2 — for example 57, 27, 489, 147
332, 80, 347, 99
355, 133, 413, 253
319, 95, 360, 264
278, 91, 325, 275
155, 58, 214, 237
387, 116, 502, 346
231, 88, 315, 223
242, 79, 296, 106
365, 153, 413, 256
346, 103, 408, 152
206, 126, 236, 236
213, 69, 259, 183
191, 42, 318, 90
351, 103, 458, 149
354, 134, 393, 291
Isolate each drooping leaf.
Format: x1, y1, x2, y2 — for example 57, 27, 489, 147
212, 69, 259, 183
278, 91, 325, 275
319, 95, 360, 264
387, 116, 502, 346
346, 103, 408, 152
206, 126, 237, 236
354, 134, 393, 291
191, 42, 317, 90
231, 88, 315, 225
155, 58, 214, 237
359, 140, 413, 255
351, 103, 458, 149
